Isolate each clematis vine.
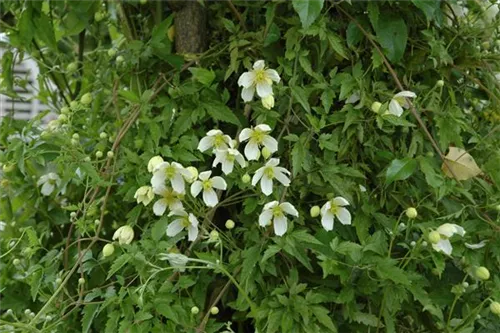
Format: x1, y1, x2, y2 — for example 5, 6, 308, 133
239, 124, 278, 161
190, 171, 227, 207
237, 60, 280, 102
252, 158, 290, 196
167, 210, 199, 241
320, 197, 352, 231
429, 223, 465, 255
258, 201, 299, 236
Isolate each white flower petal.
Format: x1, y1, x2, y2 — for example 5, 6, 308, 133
267, 158, 280, 167
332, 197, 349, 207
437, 223, 465, 237
252, 167, 265, 186
256, 82, 273, 98
170, 199, 184, 211
253, 60, 265, 70
321, 201, 331, 216
241, 86, 255, 102
239, 128, 253, 142
273, 215, 288, 236
170, 174, 185, 194
235, 154, 246, 168
280, 202, 298, 217
203, 189, 218, 207
206, 129, 222, 136
265, 69, 280, 83
187, 225, 198, 241
190, 181, 203, 197
244, 141, 260, 160
198, 171, 212, 181
166, 220, 184, 237
260, 176, 273, 196
259, 209, 273, 227
37, 175, 49, 186
388, 99, 403, 117
274, 170, 291, 187
221, 160, 234, 175
432, 239, 453, 255
197, 136, 214, 152
238, 71, 256, 88
394, 90, 416, 98
321, 211, 335, 231
255, 124, 271, 132
262, 135, 278, 153
41, 182, 55, 196
465, 241, 487, 250
153, 199, 167, 216
211, 176, 227, 190
264, 201, 279, 210
336, 207, 352, 225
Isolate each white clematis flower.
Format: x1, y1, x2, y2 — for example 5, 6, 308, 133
261, 94, 275, 109
151, 162, 191, 194
37, 173, 61, 196
320, 197, 352, 231
134, 186, 154, 206
113, 225, 135, 245
237, 60, 280, 102
159, 252, 189, 272
191, 171, 227, 207
152, 186, 183, 216
197, 129, 232, 153
167, 210, 199, 241
252, 158, 290, 196
213, 143, 246, 175
465, 240, 487, 250
432, 223, 466, 255
258, 201, 298, 236
148, 156, 164, 173
386, 91, 416, 117
239, 124, 278, 160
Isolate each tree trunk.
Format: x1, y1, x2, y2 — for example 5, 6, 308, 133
169, 1, 208, 54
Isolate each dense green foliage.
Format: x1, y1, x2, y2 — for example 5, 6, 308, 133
1, 0, 500, 332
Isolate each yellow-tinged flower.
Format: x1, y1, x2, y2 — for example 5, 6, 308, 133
134, 186, 154, 206
113, 225, 134, 245
147, 156, 164, 173
262, 94, 275, 109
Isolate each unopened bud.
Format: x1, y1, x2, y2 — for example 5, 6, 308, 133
310, 206, 320, 218
490, 301, 500, 315
102, 243, 115, 257
210, 306, 219, 315
186, 166, 198, 183
13, 258, 20, 266
475, 266, 490, 280
209, 230, 219, 242
406, 207, 418, 219
95, 151, 103, 158
410, 241, 416, 247
81, 93, 92, 105
225, 219, 235, 229
55, 277, 62, 285
429, 231, 441, 244
371, 101, 382, 113
436, 80, 444, 87
78, 278, 85, 285
262, 147, 272, 159
61, 106, 70, 114
241, 174, 251, 183
70, 101, 79, 110
116, 55, 125, 64
191, 306, 199, 315
108, 48, 117, 58
107, 151, 114, 158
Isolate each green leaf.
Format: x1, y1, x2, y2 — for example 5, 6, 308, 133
374, 258, 410, 286
203, 102, 241, 125
312, 306, 337, 332
30, 269, 43, 301
292, 0, 324, 29
105, 311, 120, 333
327, 32, 348, 59
151, 217, 169, 241
118, 90, 140, 104
106, 254, 130, 280
412, 0, 440, 21
374, 16, 408, 62
81, 304, 100, 333
291, 230, 323, 245
290, 85, 311, 112
346, 21, 363, 48
352, 311, 379, 327
385, 158, 417, 185
419, 157, 443, 188
188, 67, 216, 86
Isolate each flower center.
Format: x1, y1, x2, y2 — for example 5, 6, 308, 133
163, 190, 176, 203
213, 134, 226, 148
226, 154, 235, 162
181, 218, 190, 228
251, 130, 265, 144
202, 179, 212, 190
165, 165, 176, 179
395, 97, 406, 106
254, 69, 267, 84
329, 203, 339, 215
264, 167, 275, 179
272, 206, 283, 217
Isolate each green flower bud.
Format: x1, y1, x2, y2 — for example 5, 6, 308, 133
490, 301, 500, 315
66, 62, 78, 72
55, 277, 62, 285
410, 241, 416, 247
99, 132, 108, 139
112, 225, 134, 245
24, 309, 31, 315
462, 281, 469, 288
475, 266, 490, 280
107, 151, 114, 158
261, 147, 272, 159
13, 258, 20, 266
241, 174, 251, 184
72, 133, 80, 140
2, 164, 14, 173
209, 230, 219, 242
310, 205, 320, 218
102, 243, 115, 257
371, 101, 382, 113
61, 106, 70, 114
191, 306, 199, 315
78, 277, 85, 285
225, 219, 235, 229
84, 156, 91, 162
429, 230, 441, 244
58, 114, 68, 122
95, 151, 103, 158
210, 306, 219, 315
116, 55, 125, 64
81, 93, 93, 105
436, 80, 444, 87
70, 101, 79, 110
108, 48, 117, 58
406, 207, 418, 219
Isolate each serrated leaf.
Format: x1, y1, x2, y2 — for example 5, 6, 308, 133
441, 147, 482, 181
385, 158, 417, 185
292, 230, 323, 245
312, 306, 337, 332
106, 254, 131, 280
291, 85, 311, 112
292, 0, 324, 29
82, 303, 99, 333
118, 90, 140, 103
352, 311, 379, 327
261, 245, 281, 264
30, 269, 43, 301
105, 311, 120, 333
203, 102, 241, 125
151, 217, 169, 241
327, 32, 348, 59
188, 67, 216, 86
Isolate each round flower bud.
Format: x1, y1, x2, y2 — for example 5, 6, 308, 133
70, 212, 77, 218
462, 282, 469, 288
58, 114, 68, 122
45, 315, 52, 322
241, 174, 251, 184
209, 230, 219, 242
84, 156, 91, 162
108, 48, 117, 58
2, 164, 14, 173
429, 230, 441, 244
102, 243, 115, 257
81, 93, 93, 105
147, 155, 164, 173
13, 258, 20, 266
66, 62, 78, 72
95, 151, 103, 158
310, 206, 320, 218
495, 204, 500, 212
94, 11, 105, 22
261, 94, 275, 110
24, 309, 31, 315
225, 219, 235, 229
6, 309, 13, 316
191, 306, 199, 315
261, 146, 272, 159
29, 312, 35, 318
94, 219, 100, 225
406, 207, 418, 219
422, 241, 428, 247
107, 151, 114, 158
475, 266, 490, 280
112, 225, 134, 245
61, 106, 70, 114
71, 138, 78, 146
371, 101, 382, 113
186, 166, 198, 183
490, 302, 500, 315
55, 277, 62, 285
99, 132, 108, 139
436, 80, 445, 87
78, 277, 85, 285
70, 101, 79, 110
210, 306, 219, 315
116, 55, 125, 64
72, 133, 79, 140
410, 241, 416, 247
